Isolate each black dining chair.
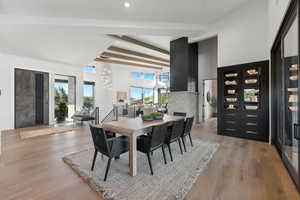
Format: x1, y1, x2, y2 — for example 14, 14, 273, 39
181, 116, 194, 152
173, 112, 187, 117
137, 123, 168, 175
89, 124, 129, 181
164, 119, 185, 161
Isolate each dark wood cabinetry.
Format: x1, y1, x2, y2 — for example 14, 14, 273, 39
217, 61, 269, 142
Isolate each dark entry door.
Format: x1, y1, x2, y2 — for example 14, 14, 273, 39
35, 73, 44, 125
15, 69, 49, 128
15, 69, 36, 128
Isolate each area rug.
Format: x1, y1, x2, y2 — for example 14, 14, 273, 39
20, 126, 79, 139
63, 139, 219, 200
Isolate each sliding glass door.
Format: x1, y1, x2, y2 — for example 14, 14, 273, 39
282, 11, 300, 185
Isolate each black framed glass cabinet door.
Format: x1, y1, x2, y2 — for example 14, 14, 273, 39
282, 10, 300, 188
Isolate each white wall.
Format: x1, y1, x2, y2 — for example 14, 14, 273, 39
216, 0, 269, 67
190, 0, 269, 67
0, 53, 83, 131
198, 37, 218, 121
268, 0, 291, 48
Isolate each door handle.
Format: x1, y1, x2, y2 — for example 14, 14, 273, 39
294, 123, 300, 140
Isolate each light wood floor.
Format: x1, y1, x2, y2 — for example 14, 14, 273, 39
0, 119, 299, 200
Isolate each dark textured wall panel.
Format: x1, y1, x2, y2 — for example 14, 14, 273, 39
43, 73, 49, 124
170, 37, 189, 92
15, 69, 49, 128
170, 37, 198, 92
15, 69, 36, 128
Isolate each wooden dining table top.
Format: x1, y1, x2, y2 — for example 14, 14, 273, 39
100, 115, 185, 135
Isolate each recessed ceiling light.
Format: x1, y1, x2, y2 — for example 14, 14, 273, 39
124, 2, 130, 8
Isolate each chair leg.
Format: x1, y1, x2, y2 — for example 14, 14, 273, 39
91, 150, 98, 171
182, 136, 187, 152
161, 145, 167, 164
188, 133, 193, 147
167, 144, 173, 162
178, 139, 183, 155
146, 153, 154, 175
104, 158, 112, 181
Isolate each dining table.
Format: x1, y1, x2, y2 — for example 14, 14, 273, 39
99, 115, 185, 176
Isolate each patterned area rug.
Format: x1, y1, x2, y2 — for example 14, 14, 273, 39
63, 139, 219, 200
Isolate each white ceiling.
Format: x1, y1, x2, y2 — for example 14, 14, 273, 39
0, 0, 249, 25
0, 26, 115, 66
0, 0, 251, 67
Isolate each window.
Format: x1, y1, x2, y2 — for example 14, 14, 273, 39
84, 66, 96, 73
130, 72, 155, 80
130, 87, 143, 104
54, 81, 68, 94
143, 88, 154, 104
144, 73, 154, 80
83, 81, 95, 109
158, 88, 168, 105
160, 72, 170, 82
130, 87, 154, 104
54, 81, 69, 120
130, 72, 143, 78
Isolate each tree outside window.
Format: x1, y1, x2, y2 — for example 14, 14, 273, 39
143, 88, 154, 104
54, 81, 69, 122
83, 82, 95, 110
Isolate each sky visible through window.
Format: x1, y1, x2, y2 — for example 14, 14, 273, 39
54, 82, 68, 94
130, 72, 154, 80
130, 87, 142, 99
84, 84, 94, 97
131, 72, 143, 78
144, 88, 153, 98
144, 73, 154, 80
84, 66, 95, 73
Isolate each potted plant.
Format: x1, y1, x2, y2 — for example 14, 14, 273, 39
56, 101, 68, 122
151, 112, 164, 120
142, 114, 154, 122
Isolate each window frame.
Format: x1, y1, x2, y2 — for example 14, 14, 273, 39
83, 81, 95, 109
129, 86, 144, 104
143, 88, 154, 104
129, 86, 155, 105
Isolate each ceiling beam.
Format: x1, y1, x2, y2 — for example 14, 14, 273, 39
107, 34, 170, 55
101, 52, 169, 67
95, 58, 163, 70
108, 46, 170, 63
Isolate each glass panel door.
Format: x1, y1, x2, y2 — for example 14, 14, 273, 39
283, 14, 299, 178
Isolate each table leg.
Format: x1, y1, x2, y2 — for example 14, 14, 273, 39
129, 134, 137, 176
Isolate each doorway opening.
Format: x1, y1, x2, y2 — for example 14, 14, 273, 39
54, 75, 76, 123
202, 79, 217, 122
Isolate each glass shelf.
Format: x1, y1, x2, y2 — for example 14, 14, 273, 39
225, 73, 238, 78
225, 80, 237, 86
